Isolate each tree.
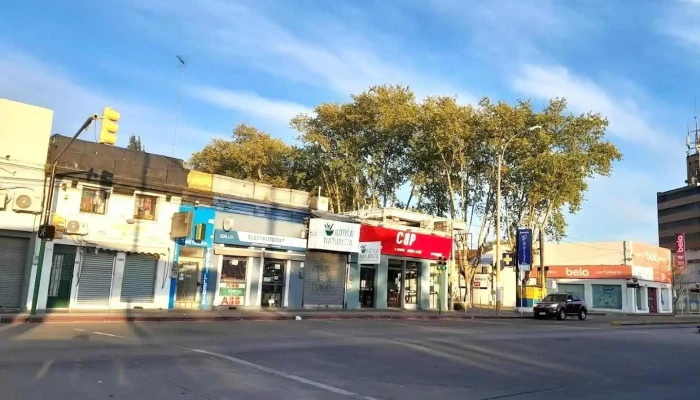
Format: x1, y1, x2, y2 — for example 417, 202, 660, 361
190, 123, 295, 188
292, 84, 418, 212
127, 135, 144, 151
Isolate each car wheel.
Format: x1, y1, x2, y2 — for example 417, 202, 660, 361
578, 309, 587, 321
557, 308, 566, 320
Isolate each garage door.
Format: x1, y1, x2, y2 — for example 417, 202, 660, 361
121, 254, 157, 303
76, 251, 115, 305
0, 236, 29, 308
303, 251, 346, 307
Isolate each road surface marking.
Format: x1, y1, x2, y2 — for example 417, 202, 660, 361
187, 348, 379, 400
73, 328, 86, 332
35, 359, 53, 379
92, 331, 124, 338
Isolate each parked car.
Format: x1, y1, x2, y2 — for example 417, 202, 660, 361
533, 293, 587, 320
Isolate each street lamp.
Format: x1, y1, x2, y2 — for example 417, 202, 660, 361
494, 125, 541, 312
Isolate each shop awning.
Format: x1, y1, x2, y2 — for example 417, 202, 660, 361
85, 242, 171, 257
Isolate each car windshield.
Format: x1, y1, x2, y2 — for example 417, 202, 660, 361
543, 294, 568, 302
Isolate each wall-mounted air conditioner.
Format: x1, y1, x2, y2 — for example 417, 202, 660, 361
66, 220, 89, 235
12, 189, 41, 213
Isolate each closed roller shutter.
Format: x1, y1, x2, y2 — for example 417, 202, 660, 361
303, 251, 346, 307
121, 254, 157, 303
77, 251, 115, 305
0, 236, 29, 308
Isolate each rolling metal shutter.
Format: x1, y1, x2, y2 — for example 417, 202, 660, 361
303, 251, 346, 307
121, 254, 157, 303
0, 236, 29, 309
76, 251, 115, 305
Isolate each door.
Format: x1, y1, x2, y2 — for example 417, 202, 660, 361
76, 250, 115, 306
429, 264, 439, 310
648, 288, 659, 313
387, 263, 402, 308
565, 294, 576, 313
0, 236, 29, 309
261, 259, 285, 307
359, 266, 375, 308
46, 245, 76, 308
303, 251, 346, 307
121, 254, 158, 304
176, 261, 199, 302
404, 261, 419, 308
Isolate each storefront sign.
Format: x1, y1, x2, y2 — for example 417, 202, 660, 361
473, 274, 489, 290
214, 229, 306, 251
631, 242, 671, 270
359, 225, 452, 260
219, 282, 246, 306
307, 219, 361, 253
517, 228, 532, 271
544, 265, 633, 279
358, 241, 381, 264
676, 233, 686, 272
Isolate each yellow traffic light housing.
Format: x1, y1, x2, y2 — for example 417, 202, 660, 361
99, 106, 120, 145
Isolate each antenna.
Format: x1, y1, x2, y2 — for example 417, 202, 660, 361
173, 55, 187, 157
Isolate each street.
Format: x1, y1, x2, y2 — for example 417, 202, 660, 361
1, 318, 698, 399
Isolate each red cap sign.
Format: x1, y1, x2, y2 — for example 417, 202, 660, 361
359, 225, 453, 260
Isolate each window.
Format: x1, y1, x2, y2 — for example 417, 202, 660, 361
133, 194, 158, 220
591, 284, 622, 310
80, 188, 108, 214
557, 283, 585, 301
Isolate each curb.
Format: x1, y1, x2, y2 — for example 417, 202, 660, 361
1, 313, 531, 324
610, 320, 700, 326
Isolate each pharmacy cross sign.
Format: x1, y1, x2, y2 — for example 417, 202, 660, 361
502, 252, 514, 267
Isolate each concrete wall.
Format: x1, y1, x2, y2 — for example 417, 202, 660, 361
542, 242, 626, 266
0, 98, 53, 165
214, 212, 304, 238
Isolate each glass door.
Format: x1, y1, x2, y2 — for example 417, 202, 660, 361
359, 266, 376, 308
404, 262, 419, 308
387, 260, 402, 308
261, 259, 285, 307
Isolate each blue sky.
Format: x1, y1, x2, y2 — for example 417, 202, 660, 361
1, 0, 699, 244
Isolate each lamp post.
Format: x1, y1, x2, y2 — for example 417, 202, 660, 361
494, 125, 541, 312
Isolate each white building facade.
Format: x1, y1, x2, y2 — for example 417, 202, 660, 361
0, 99, 53, 311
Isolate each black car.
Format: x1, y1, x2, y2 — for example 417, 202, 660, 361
533, 293, 587, 320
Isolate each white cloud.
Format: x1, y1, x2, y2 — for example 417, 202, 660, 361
187, 86, 313, 127
118, 0, 475, 103
0, 47, 220, 159
512, 64, 671, 151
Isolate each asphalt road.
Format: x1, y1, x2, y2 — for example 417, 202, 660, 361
0, 317, 698, 400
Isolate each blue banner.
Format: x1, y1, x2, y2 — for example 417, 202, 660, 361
517, 228, 532, 270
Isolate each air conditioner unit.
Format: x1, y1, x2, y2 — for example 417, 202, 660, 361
66, 220, 89, 235
0, 192, 6, 210
12, 189, 41, 213
420, 220, 431, 229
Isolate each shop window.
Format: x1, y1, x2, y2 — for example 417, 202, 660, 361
557, 284, 585, 301
221, 257, 247, 280
133, 194, 158, 220
660, 289, 671, 311
591, 284, 622, 310
635, 286, 645, 311
80, 188, 108, 214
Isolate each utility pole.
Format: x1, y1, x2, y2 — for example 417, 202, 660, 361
539, 229, 546, 295
173, 55, 187, 157
31, 115, 100, 315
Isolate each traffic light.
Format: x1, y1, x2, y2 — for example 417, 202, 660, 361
99, 106, 120, 145
437, 256, 447, 271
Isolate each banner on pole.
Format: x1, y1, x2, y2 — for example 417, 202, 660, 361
517, 228, 532, 271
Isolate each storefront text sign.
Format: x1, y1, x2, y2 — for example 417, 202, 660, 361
358, 241, 382, 264
214, 229, 306, 251
359, 224, 453, 260
676, 233, 686, 272
307, 219, 361, 253
543, 265, 632, 279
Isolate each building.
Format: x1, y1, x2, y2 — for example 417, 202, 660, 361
533, 241, 672, 314
343, 207, 465, 310
0, 99, 54, 310
33, 134, 212, 311
170, 171, 327, 310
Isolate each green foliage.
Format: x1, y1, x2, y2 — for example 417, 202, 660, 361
127, 135, 144, 151
188, 86, 622, 242
190, 123, 294, 188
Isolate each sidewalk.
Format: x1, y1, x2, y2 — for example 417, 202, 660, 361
0, 307, 533, 324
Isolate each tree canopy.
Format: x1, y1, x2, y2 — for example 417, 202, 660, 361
127, 135, 144, 151
189, 85, 622, 246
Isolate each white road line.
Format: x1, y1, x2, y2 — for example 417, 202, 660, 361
92, 331, 124, 338
187, 348, 380, 400
73, 328, 86, 332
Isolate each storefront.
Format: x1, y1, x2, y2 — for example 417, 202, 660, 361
213, 227, 306, 308
0, 232, 34, 309
304, 215, 361, 308
354, 224, 453, 310
541, 265, 673, 314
